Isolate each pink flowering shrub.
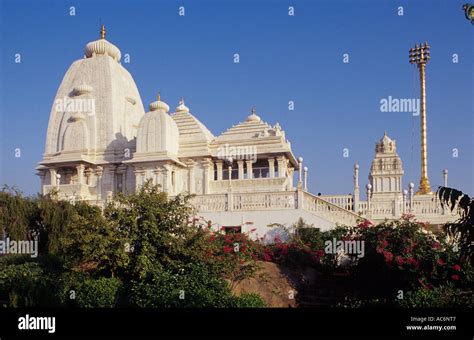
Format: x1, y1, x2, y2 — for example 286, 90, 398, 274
349, 218, 468, 299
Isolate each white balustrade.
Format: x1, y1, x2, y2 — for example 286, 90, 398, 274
303, 192, 360, 226
319, 195, 354, 211
232, 191, 297, 211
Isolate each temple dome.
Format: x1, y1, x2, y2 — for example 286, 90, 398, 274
171, 99, 214, 157
41, 25, 145, 164
245, 108, 261, 122
136, 96, 179, 155
85, 26, 121, 61
149, 96, 170, 112
175, 98, 190, 113
376, 131, 396, 154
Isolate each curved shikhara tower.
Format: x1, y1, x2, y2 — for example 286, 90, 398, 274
37, 26, 145, 200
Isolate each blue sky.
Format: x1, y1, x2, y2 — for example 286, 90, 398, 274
0, 0, 472, 196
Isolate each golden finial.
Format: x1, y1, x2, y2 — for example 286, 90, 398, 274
251, 107, 256, 115
100, 25, 106, 39
157, 92, 161, 101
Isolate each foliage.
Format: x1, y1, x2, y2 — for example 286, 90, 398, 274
436, 186, 473, 264
1, 182, 472, 308
104, 181, 195, 280
197, 226, 263, 288
396, 284, 473, 308
73, 277, 123, 308
129, 262, 250, 308
0, 256, 59, 307
230, 293, 266, 307
348, 217, 465, 299
0, 182, 264, 307
0, 186, 37, 241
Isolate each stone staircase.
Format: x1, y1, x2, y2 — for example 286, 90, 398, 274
296, 272, 353, 308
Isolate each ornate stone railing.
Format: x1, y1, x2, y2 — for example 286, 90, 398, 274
191, 190, 456, 226
302, 192, 360, 226
43, 184, 94, 199
319, 195, 354, 211
209, 177, 287, 193
232, 191, 297, 211
358, 201, 369, 215
411, 196, 443, 215
370, 200, 398, 217
192, 194, 227, 212
356, 195, 458, 223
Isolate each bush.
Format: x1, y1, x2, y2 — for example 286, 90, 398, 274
74, 277, 123, 308
397, 284, 473, 308
230, 293, 266, 307
0, 257, 59, 307
129, 262, 237, 308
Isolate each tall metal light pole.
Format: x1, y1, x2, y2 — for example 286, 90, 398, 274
409, 42, 432, 195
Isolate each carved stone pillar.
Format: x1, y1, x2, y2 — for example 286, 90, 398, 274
276, 156, 287, 178
287, 167, 294, 190
202, 158, 213, 194
84, 168, 92, 186
246, 160, 253, 179
186, 159, 196, 194
153, 167, 162, 190
268, 158, 275, 178
116, 164, 127, 193
96, 166, 104, 201
36, 170, 46, 195
133, 167, 144, 190
76, 164, 85, 185
303, 166, 308, 190
237, 160, 244, 180
49, 168, 57, 187
298, 157, 303, 184
163, 164, 173, 193
353, 164, 360, 212
216, 160, 223, 181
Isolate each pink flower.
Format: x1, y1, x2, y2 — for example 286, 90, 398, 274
451, 274, 460, 281
406, 257, 419, 268
395, 256, 404, 266
358, 219, 373, 228
452, 264, 461, 271
432, 242, 441, 249
263, 253, 272, 261
437, 259, 445, 266
383, 251, 393, 263
223, 246, 233, 254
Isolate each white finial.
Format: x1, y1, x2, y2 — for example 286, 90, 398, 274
176, 97, 189, 113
